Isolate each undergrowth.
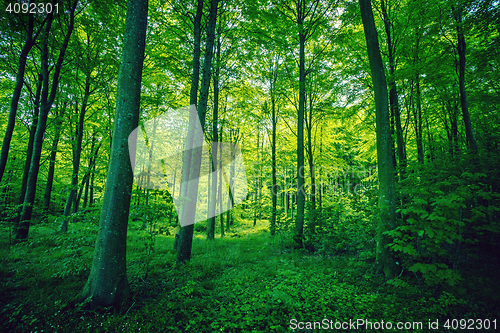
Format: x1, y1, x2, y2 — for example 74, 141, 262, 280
0, 216, 498, 332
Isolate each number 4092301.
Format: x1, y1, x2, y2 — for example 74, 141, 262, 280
6, 2, 59, 14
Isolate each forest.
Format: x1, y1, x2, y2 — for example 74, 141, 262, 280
0, 0, 499, 331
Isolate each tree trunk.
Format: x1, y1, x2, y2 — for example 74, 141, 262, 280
16, 4, 76, 241
219, 125, 224, 238
306, 92, 316, 232
89, 160, 96, 207
83, 134, 96, 209
225, 130, 238, 231
208, 33, 221, 240
359, 0, 399, 279
414, 72, 424, 164
254, 128, 260, 227
454, 5, 478, 157
381, 0, 406, 177
177, 0, 219, 264
15, 74, 42, 223
0, 11, 35, 183
295, 12, 306, 248
73, 0, 148, 308
44, 106, 65, 210
61, 76, 91, 231
271, 86, 277, 236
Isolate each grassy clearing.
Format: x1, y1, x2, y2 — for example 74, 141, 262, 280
0, 217, 498, 332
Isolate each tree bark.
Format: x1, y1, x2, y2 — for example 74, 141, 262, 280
73, 0, 148, 308
359, 0, 399, 279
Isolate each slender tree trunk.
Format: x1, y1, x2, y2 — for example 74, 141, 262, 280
61, 76, 91, 231
225, 130, 238, 230
454, 5, 478, 157
44, 106, 65, 210
318, 126, 323, 212
173, 0, 203, 251
219, 125, 224, 238
359, 0, 399, 279
414, 71, 424, 164
226, 176, 231, 231
425, 114, 434, 161
177, 0, 219, 264
73, 0, 148, 308
83, 137, 101, 209
83, 135, 96, 209
253, 128, 259, 227
271, 89, 277, 236
295, 11, 306, 248
208, 33, 221, 240
16, 4, 76, 240
381, 0, 406, 177
306, 93, 316, 219
89, 160, 96, 207
0, 11, 35, 183
285, 168, 289, 218
15, 74, 42, 223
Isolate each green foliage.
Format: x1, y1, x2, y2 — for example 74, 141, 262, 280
386, 158, 500, 287
304, 191, 377, 256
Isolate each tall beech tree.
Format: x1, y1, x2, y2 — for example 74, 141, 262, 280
177, 0, 219, 264
73, 0, 148, 308
273, 0, 334, 248
15, 2, 77, 241
359, 0, 399, 278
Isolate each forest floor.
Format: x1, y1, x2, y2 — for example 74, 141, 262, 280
0, 216, 499, 332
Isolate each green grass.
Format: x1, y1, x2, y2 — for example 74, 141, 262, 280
0, 217, 498, 332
